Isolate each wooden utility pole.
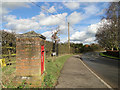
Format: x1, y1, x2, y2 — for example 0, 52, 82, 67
68, 22, 70, 53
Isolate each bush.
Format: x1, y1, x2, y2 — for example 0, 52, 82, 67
103, 50, 119, 58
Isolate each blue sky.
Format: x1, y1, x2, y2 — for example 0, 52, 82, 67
1, 1, 111, 44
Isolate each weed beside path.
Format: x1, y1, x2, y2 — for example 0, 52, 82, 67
42, 54, 72, 88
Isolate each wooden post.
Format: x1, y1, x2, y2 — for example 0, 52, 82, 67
68, 22, 70, 53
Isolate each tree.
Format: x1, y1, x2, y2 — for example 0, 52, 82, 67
51, 28, 60, 56
95, 2, 120, 50
0, 30, 16, 54
1, 30, 16, 47
70, 43, 83, 53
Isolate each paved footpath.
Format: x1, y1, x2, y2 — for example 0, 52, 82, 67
55, 55, 108, 88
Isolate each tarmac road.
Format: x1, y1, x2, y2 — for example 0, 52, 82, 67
82, 52, 119, 89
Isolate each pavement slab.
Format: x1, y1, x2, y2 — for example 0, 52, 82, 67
55, 55, 108, 88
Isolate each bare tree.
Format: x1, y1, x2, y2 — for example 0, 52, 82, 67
95, 2, 120, 50
51, 27, 60, 56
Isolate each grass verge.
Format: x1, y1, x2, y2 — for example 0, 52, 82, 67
2, 54, 72, 88
42, 54, 72, 88
99, 52, 120, 60
2, 63, 17, 88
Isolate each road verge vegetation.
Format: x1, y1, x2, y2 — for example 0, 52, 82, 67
42, 54, 72, 88
2, 54, 72, 88
99, 52, 120, 60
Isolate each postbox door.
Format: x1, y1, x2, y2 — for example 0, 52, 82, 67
41, 45, 44, 75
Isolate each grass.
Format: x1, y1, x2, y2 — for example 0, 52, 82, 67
99, 52, 120, 59
2, 54, 72, 88
2, 63, 17, 88
42, 54, 73, 88
2, 57, 30, 88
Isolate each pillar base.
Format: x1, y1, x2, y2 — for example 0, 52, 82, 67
14, 73, 45, 88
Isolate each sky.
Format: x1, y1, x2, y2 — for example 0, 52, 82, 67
1, 0, 117, 44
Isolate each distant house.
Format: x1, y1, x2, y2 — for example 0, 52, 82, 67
84, 44, 90, 48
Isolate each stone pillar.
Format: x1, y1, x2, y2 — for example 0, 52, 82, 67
15, 31, 46, 87
16, 37, 41, 77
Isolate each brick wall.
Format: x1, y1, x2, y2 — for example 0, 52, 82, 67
16, 37, 42, 77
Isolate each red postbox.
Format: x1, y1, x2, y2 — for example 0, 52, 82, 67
41, 45, 44, 75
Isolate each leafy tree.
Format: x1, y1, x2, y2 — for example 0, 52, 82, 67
70, 43, 83, 53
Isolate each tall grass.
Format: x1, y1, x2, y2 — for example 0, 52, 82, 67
43, 55, 72, 88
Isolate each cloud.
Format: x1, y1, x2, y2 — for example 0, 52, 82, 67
42, 31, 52, 40
70, 30, 95, 44
1, 1, 112, 44
3, 15, 16, 22
3, 29, 12, 33
31, 12, 67, 26
58, 24, 69, 34
63, 2, 80, 10
39, 13, 67, 26
3, 12, 68, 33
59, 24, 67, 30
70, 31, 86, 41
67, 11, 82, 24
2, 0, 118, 2
87, 24, 98, 34
48, 6, 56, 13
0, 1, 33, 26
96, 9, 106, 15
1, 2, 31, 16
2, 2, 30, 9
70, 19, 109, 44
84, 37, 95, 43
0, 7, 9, 16
2, 0, 38, 2
3, 15, 41, 33
59, 37, 68, 43
83, 5, 100, 18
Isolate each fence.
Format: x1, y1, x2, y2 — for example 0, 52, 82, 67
45, 41, 74, 57
1, 41, 74, 68
2, 47, 16, 66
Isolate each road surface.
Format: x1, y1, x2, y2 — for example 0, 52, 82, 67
82, 52, 119, 89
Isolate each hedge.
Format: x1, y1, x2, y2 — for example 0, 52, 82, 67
103, 50, 119, 58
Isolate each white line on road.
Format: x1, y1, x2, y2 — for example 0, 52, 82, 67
78, 59, 114, 90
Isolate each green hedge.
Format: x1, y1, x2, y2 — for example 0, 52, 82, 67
103, 50, 119, 58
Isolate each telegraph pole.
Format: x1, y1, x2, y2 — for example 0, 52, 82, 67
68, 22, 70, 53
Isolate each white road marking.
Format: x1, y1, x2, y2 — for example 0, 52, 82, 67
78, 58, 114, 90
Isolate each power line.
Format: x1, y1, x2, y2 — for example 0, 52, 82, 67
30, 1, 80, 33
69, 23, 80, 32
31, 2, 67, 23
